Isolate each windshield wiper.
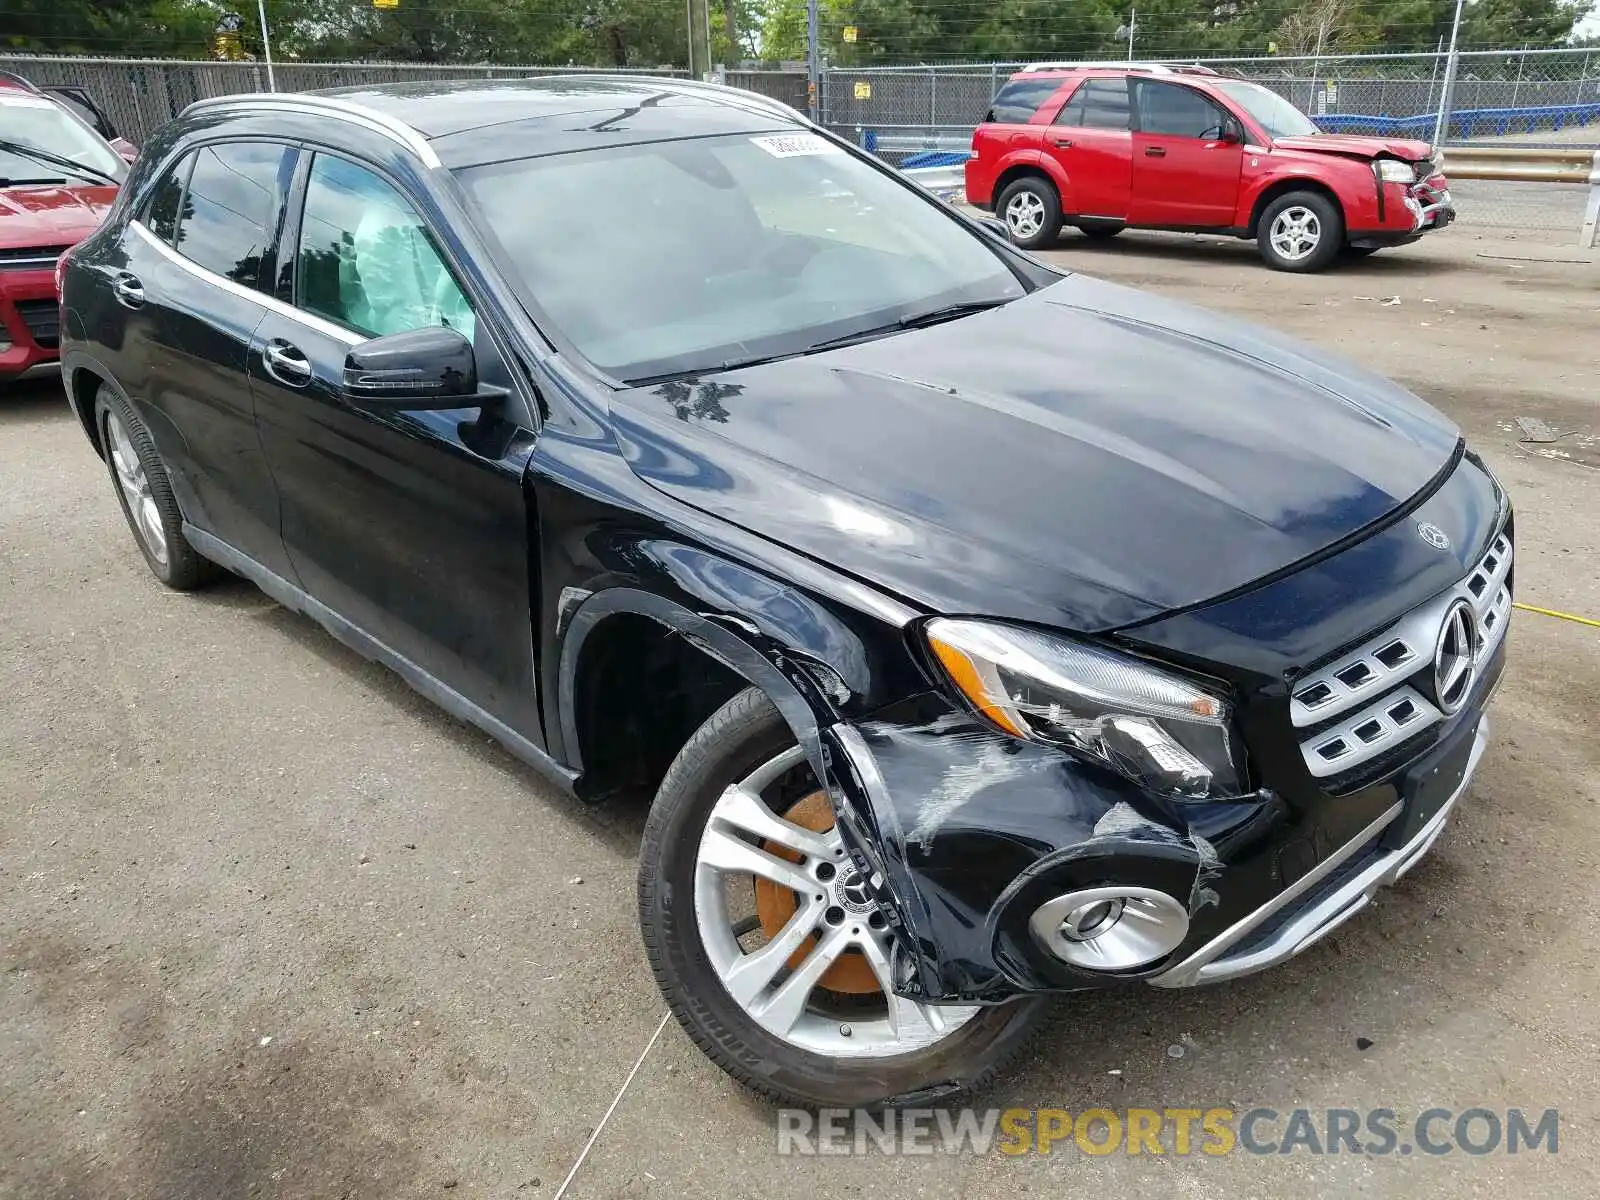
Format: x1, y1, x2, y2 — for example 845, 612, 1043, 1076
0, 176, 68, 187
621, 298, 1015, 387
804, 297, 1013, 353
0, 139, 118, 186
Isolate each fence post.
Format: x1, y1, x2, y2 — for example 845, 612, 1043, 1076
1432, 0, 1465, 146
929, 66, 937, 125
806, 0, 819, 121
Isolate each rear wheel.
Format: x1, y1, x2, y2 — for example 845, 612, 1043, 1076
639, 687, 1050, 1107
1257, 190, 1344, 273
996, 176, 1062, 250
96, 384, 218, 590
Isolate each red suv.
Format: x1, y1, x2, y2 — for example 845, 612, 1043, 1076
966, 64, 1453, 271
1, 72, 126, 383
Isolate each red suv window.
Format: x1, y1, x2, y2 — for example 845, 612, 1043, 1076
1056, 78, 1132, 130
985, 77, 1065, 124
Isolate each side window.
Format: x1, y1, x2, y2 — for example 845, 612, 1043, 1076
985, 78, 1064, 125
1056, 79, 1130, 130
143, 154, 192, 244
171, 142, 287, 288
295, 154, 475, 343
1136, 81, 1228, 138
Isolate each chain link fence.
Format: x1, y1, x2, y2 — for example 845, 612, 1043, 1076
0, 54, 685, 145
820, 49, 1600, 144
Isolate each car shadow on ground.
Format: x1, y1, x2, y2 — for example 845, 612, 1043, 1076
0, 379, 72, 425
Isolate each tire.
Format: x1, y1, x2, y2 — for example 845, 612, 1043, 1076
1077, 220, 1124, 241
95, 383, 219, 590
1257, 190, 1344, 273
639, 687, 1051, 1108
995, 176, 1062, 250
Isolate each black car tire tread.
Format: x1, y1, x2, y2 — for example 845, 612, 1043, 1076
995, 176, 1062, 251
96, 384, 220, 590
1257, 190, 1345, 273
639, 686, 1053, 1109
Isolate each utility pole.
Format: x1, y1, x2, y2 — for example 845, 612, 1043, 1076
256, 0, 275, 92
1432, 0, 1466, 148
1127, 8, 1136, 61
806, 0, 820, 121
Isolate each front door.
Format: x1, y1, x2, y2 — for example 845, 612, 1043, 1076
1129, 80, 1244, 227
249, 150, 545, 743
1043, 77, 1133, 220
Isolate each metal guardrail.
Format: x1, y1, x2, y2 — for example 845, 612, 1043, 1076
1443, 146, 1600, 246
901, 163, 966, 203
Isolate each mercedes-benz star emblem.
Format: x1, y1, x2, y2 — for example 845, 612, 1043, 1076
838, 871, 876, 914
1432, 599, 1480, 714
1416, 521, 1451, 550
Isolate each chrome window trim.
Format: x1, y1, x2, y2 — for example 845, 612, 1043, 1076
182, 93, 441, 170
129, 219, 360, 347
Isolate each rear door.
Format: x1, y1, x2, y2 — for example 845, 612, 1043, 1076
108, 140, 299, 580
249, 149, 545, 741
1129, 80, 1243, 226
1044, 77, 1133, 220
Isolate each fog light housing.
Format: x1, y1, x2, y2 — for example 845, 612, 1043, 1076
1029, 887, 1189, 970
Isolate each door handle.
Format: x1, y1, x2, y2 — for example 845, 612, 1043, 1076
112, 272, 144, 308
262, 338, 312, 387
1048, 136, 1074, 147
1144, 146, 1167, 157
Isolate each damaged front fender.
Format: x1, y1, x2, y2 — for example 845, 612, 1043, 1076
822, 693, 1269, 1004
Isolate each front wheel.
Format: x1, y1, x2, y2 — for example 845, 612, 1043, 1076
1257, 191, 1344, 273
995, 176, 1062, 250
639, 687, 1050, 1108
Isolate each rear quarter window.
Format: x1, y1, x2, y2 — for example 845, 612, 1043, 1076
985, 78, 1065, 125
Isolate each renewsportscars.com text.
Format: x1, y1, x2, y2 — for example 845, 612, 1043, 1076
777, 1106, 1560, 1157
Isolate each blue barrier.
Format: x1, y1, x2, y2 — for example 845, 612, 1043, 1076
1316, 101, 1600, 139
899, 149, 971, 169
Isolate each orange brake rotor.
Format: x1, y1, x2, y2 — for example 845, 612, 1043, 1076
751, 790, 881, 995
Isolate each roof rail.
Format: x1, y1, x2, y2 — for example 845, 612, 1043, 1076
1019, 62, 1218, 76
182, 92, 441, 168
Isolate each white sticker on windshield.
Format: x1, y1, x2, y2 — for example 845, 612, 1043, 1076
750, 133, 842, 158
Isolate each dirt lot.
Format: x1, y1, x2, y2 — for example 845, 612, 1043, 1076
3, 233, 1598, 1199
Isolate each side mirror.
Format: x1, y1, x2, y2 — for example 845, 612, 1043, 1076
110, 137, 138, 163
976, 215, 1009, 239
1218, 122, 1242, 145
342, 326, 503, 411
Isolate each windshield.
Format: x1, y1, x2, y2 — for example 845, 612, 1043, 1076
0, 96, 122, 182
459, 131, 1025, 383
1214, 81, 1322, 140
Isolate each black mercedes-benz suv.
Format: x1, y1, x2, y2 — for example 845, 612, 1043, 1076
60, 76, 1510, 1108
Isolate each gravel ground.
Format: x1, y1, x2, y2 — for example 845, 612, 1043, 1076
2, 232, 1598, 1198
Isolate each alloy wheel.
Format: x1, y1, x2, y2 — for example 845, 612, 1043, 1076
692, 745, 980, 1058
1269, 205, 1322, 262
1004, 190, 1046, 240
104, 412, 168, 567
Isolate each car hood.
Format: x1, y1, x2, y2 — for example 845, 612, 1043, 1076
0, 183, 117, 251
1273, 134, 1434, 162
608, 274, 1461, 632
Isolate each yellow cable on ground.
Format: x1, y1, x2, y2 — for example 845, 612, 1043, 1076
1513, 602, 1600, 629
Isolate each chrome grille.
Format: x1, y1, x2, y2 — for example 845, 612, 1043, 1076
0, 245, 69, 271
1293, 531, 1511, 779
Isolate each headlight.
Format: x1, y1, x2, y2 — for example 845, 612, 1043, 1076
1376, 159, 1414, 183
925, 618, 1244, 799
